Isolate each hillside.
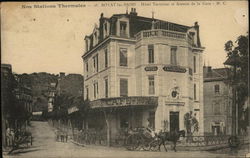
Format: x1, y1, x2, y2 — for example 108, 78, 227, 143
17, 72, 58, 112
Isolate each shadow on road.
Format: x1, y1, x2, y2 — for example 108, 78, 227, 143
9, 148, 44, 156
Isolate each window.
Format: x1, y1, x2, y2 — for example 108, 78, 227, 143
86, 87, 89, 100
170, 47, 177, 65
214, 85, 220, 94
105, 78, 108, 98
212, 125, 221, 136
120, 48, 128, 66
93, 54, 98, 72
194, 84, 196, 100
148, 45, 154, 63
104, 23, 108, 37
93, 82, 98, 99
148, 76, 155, 95
85, 40, 89, 52
120, 21, 127, 37
120, 78, 128, 97
193, 56, 196, 73
120, 113, 129, 129
105, 48, 108, 68
94, 32, 98, 45
148, 111, 155, 129
86, 62, 88, 72
213, 102, 221, 115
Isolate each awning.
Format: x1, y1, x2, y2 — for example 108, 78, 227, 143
89, 96, 158, 109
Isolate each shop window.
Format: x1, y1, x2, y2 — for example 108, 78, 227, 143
148, 111, 155, 129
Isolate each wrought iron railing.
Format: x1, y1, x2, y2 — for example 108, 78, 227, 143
72, 129, 107, 146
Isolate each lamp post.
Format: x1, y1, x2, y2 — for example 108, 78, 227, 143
224, 50, 240, 147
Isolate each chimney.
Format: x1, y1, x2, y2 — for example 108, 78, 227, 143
203, 66, 212, 77
194, 21, 201, 47
130, 8, 137, 16
59, 72, 65, 78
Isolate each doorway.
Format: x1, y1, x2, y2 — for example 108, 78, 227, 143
170, 111, 179, 133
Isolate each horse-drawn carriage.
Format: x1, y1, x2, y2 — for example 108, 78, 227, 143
125, 127, 159, 151
125, 127, 185, 152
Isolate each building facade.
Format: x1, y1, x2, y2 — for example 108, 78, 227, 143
82, 9, 205, 142
1, 64, 33, 149
203, 66, 232, 135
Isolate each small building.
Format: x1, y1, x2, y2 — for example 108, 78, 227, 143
1, 64, 33, 148
47, 73, 83, 112
82, 8, 205, 145
203, 66, 232, 135
48, 83, 56, 112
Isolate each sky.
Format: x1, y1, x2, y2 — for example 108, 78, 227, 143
1, 1, 248, 75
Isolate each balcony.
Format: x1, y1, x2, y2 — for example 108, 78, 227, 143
135, 29, 193, 45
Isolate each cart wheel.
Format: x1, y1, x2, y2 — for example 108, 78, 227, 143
149, 139, 160, 151
142, 141, 150, 151
228, 136, 240, 148
125, 134, 140, 151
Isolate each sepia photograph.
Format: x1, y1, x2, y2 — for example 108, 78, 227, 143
1, 1, 249, 158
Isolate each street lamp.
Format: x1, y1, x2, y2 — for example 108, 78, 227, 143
224, 50, 241, 147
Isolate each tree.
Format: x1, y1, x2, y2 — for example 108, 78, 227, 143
224, 34, 249, 134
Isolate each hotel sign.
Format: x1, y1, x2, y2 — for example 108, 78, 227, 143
144, 66, 158, 71
163, 66, 186, 73
90, 97, 158, 108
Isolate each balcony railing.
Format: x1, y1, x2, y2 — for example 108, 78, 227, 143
136, 29, 193, 45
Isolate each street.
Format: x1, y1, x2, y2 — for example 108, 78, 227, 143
4, 121, 248, 158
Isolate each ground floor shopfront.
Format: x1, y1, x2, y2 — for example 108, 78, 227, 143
49, 96, 204, 146
80, 96, 204, 145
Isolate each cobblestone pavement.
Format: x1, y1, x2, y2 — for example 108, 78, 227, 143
3, 121, 249, 158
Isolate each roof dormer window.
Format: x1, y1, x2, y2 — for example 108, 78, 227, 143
103, 22, 109, 38
120, 21, 127, 37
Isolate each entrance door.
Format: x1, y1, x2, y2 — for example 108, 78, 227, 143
170, 112, 179, 133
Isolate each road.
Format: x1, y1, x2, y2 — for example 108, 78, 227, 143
4, 121, 249, 158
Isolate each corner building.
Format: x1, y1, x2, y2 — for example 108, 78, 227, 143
82, 9, 205, 142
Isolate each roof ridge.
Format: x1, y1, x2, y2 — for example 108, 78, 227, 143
212, 69, 228, 79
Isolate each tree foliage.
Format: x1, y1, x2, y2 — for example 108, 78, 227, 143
224, 34, 249, 133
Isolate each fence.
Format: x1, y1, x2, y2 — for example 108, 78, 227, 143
72, 129, 107, 146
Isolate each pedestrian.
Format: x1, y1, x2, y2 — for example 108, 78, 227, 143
6, 128, 11, 147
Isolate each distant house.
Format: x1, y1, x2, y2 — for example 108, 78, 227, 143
203, 66, 232, 135
47, 72, 83, 112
